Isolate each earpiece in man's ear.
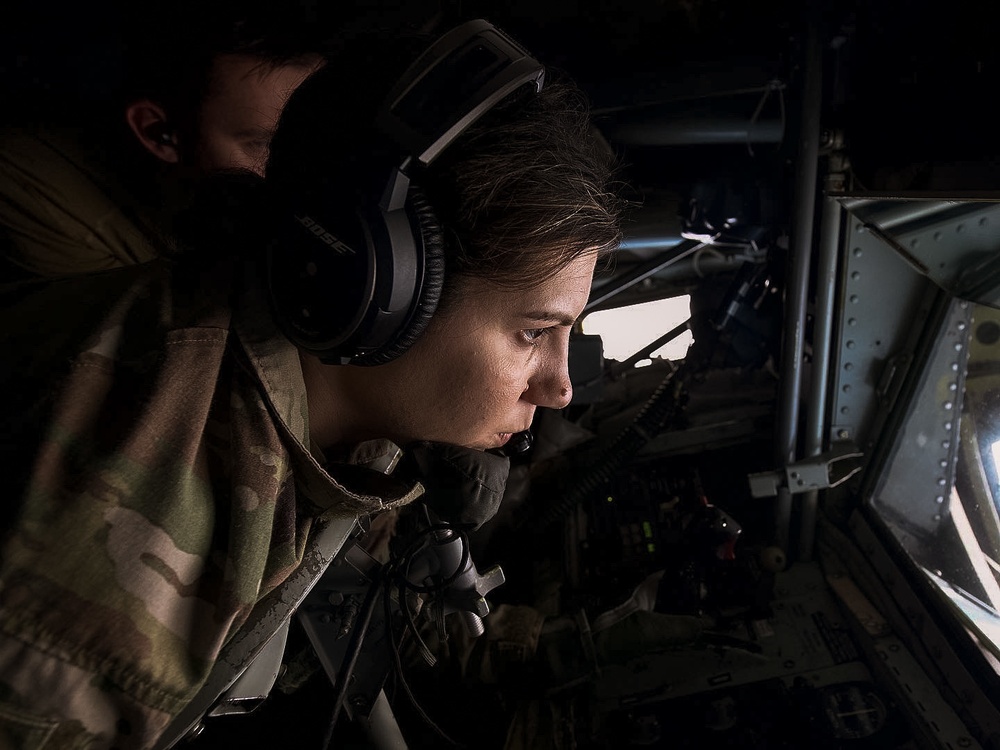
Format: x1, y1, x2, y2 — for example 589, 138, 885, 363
124, 99, 181, 163
155, 127, 177, 146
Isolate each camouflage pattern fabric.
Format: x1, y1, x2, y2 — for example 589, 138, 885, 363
0, 255, 423, 749
0, 128, 167, 280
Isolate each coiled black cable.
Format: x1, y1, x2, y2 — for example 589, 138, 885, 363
321, 519, 471, 749
383, 521, 470, 747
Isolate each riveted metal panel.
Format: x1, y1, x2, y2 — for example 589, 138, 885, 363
870, 298, 973, 539
829, 213, 940, 450
843, 200, 1000, 298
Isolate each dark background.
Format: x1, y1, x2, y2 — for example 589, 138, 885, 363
5, 0, 1000, 192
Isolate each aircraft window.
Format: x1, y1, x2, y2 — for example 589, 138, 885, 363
582, 296, 693, 366
869, 297, 1000, 664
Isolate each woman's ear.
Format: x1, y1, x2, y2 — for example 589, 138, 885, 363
124, 99, 181, 163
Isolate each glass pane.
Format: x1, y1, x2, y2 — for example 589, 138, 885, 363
869, 297, 1000, 661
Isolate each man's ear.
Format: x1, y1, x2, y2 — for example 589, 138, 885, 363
124, 99, 181, 163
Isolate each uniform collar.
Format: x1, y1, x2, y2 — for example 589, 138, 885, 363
231, 258, 424, 515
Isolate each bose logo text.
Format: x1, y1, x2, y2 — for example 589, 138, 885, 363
295, 215, 355, 255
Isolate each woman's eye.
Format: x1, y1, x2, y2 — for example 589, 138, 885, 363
520, 328, 549, 345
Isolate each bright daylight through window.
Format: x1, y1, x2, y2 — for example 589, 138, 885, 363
582, 296, 693, 365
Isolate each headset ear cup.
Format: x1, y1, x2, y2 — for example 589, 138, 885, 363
351, 184, 446, 366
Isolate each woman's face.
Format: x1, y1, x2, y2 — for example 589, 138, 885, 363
315, 251, 597, 451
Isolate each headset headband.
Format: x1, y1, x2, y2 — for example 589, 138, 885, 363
376, 19, 546, 214
380, 19, 546, 171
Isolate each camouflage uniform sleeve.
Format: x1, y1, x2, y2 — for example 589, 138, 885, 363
0, 264, 235, 748
0, 259, 423, 749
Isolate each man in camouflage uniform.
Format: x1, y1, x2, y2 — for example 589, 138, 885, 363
0, 2, 323, 282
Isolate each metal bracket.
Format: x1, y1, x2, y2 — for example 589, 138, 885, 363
297, 539, 391, 721
206, 621, 291, 717
748, 444, 864, 498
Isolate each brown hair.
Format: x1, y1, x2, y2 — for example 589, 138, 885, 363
422, 73, 623, 307
265, 27, 624, 307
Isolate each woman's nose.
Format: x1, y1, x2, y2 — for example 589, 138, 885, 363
524, 356, 573, 409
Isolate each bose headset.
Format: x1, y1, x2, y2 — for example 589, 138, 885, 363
266, 19, 546, 366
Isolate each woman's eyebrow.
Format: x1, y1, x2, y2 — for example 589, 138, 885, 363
234, 125, 274, 141
521, 310, 578, 327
